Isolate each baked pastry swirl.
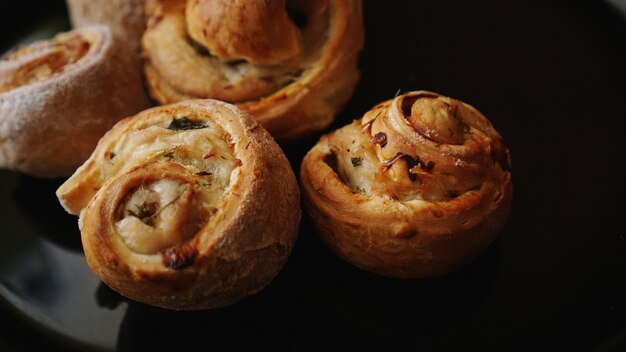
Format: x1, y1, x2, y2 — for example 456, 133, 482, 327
141, 0, 364, 140
56, 100, 300, 309
66, 0, 146, 53
300, 91, 512, 278
0, 25, 149, 177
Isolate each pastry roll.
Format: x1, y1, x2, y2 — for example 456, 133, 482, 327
0, 25, 150, 177
66, 0, 146, 54
141, 0, 364, 141
56, 100, 300, 310
300, 91, 512, 278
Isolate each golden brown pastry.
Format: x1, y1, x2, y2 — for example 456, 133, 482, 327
141, 0, 364, 141
0, 25, 150, 177
57, 99, 300, 310
300, 91, 512, 278
66, 0, 146, 54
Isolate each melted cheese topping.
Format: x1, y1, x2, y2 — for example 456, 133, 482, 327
116, 179, 195, 254
105, 123, 236, 191
326, 95, 499, 202
327, 121, 424, 201
328, 123, 378, 195
108, 116, 237, 254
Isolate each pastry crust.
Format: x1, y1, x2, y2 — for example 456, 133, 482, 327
0, 25, 150, 177
66, 0, 146, 54
56, 100, 300, 310
141, 0, 364, 141
300, 91, 512, 278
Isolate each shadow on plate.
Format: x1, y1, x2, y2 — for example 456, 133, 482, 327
101, 215, 501, 351
294, 224, 502, 349
12, 174, 82, 252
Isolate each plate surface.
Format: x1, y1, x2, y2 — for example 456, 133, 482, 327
1, 1, 626, 351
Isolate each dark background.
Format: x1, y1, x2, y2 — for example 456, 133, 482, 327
1, 0, 626, 351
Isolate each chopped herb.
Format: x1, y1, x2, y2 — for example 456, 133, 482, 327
109, 151, 116, 160
197, 181, 212, 188
161, 146, 179, 160
167, 116, 209, 131
129, 201, 159, 226
351, 157, 363, 167
196, 171, 212, 176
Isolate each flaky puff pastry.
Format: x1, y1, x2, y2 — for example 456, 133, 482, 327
301, 91, 512, 278
56, 100, 300, 309
0, 25, 150, 177
142, 0, 364, 141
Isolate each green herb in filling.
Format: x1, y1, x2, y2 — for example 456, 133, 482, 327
167, 116, 209, 131
161, 146, 179, 160
129, 202, 158, 226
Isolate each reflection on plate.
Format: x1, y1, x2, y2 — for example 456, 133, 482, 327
0, 172, 126, 351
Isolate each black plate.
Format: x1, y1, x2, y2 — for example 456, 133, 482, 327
2, 1, 626, 351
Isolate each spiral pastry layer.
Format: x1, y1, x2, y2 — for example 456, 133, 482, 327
142, 0, 364, 141
0, 25, 150, 177
301, 91, 512, 278
57, 100, 300, 309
